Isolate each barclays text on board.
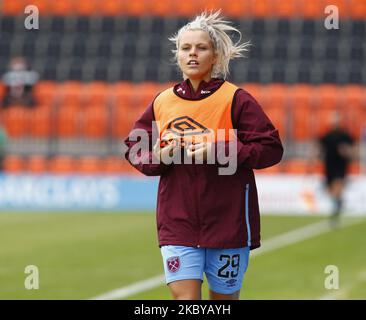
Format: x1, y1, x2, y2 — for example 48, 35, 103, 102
0, 174, 158, 210
0, 174, 365, 215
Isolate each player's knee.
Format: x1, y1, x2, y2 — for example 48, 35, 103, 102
169, 284, 201, 300
209, 290, 240, 300
172, 291, 201, 300
168, 279, 202, 300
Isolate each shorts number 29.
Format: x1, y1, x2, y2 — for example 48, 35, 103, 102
217, 254, 240, 278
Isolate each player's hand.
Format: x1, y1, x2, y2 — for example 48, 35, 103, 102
153, 139, 180, 163
186, 142, 213, 162
338, 143, 354, 160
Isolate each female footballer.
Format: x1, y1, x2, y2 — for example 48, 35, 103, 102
124, 11, 283, 300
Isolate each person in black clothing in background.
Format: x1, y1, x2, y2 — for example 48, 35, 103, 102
318, 111, 356, 227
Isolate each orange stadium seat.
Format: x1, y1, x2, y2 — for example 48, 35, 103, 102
241, 83, 262, 104
28, 0, 50, 14
103, 156, 123, 174
2, 106, 30, 137
222, 1, 250, 18
150, 0, 174, 16
77, 156, 102, 174
289, 84, 314, 108
262, 84, 287, 108
29, 107, 52, 137
283, 158, 310, 174
2, 0, 27, 15
326, 0, 350, 19
110, 106, 135, 138
273, 0, 298, 18
27, 155, 47, 173
314, 85, 339, 109
3, 156, 24, 173
201, 0, 222, 12
308, 159, 324, 175
0, 84, 5, 104
81, 104, 109, 138
55, 105, 80, 137
260, 84, 287, 138
4, 0, 359, 19
103, 156, 138, 174
33, 81, 57, 107
83, 82, 110, 106
342, 85, 366, 109
287, 85, 313, 141
120, 159, 139, 174
349, 0, 366, 19
134, 82, 160, 111
349, 161, 360, 175
49, 0, 75, 15
96, 0, 121, 16
249, 0, 273, 18
263, 104, 286, 140
297, 0, 323, 18
174, 0, 200, 17
340, 104, 365, 139
74, 0, 97, 16
58, 82, 83, 108
124, 0, 149, 16
156, 82, 175, 96
48, 156, 76, 174
111, 82, 135, 109
291, 105, 311, 141
312, 106, 339, 137
310, 160, 322, 175
117, 158, 141, 175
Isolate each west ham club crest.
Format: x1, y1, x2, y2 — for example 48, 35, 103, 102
166, 256, 180, 273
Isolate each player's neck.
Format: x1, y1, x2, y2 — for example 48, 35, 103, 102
188, 76, 211, 93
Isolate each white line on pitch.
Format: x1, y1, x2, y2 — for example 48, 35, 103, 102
89, 217, 364, 300
90, 274, 166, 300
252, 217, 362, 257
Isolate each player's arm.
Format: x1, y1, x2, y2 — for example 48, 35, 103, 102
338, 134, 357, 161
231, 89, 284, 169
123, 103, 173, 176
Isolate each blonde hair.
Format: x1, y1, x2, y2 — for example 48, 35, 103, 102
169, 10, 250, 79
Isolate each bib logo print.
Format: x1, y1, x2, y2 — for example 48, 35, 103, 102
162, 116, 213, 147
167, 116, 210, 137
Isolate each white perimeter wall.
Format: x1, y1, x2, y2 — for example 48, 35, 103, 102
256, 174, 366, 216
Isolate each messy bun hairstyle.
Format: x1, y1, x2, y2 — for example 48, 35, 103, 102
169, 10, 251, 79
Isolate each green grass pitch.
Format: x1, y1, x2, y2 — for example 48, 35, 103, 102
0, 212, 365, 300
